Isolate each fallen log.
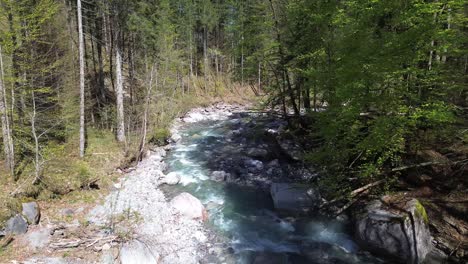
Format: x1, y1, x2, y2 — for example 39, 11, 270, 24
320, 179, 385, 209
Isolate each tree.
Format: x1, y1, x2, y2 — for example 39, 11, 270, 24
0, 44, 14, 176
77, 0, 86, 157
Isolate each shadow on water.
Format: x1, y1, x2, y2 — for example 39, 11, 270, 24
161, 114, 387, 264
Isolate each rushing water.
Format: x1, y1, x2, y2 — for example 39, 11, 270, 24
162, 114, 386, 264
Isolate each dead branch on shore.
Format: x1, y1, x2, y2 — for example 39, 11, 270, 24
49, 235, 119, 250
320, 179, 385, 210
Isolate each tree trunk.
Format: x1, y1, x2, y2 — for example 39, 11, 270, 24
115, 46, 126, 143
78, 0, 86, 158
31, 91, 40, 184
138, 64, 156, 162
0, 45, 14, 176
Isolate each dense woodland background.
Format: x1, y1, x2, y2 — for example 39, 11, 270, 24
0, 0, 466, 229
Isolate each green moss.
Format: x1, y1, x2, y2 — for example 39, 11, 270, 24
414, 200, 429, 224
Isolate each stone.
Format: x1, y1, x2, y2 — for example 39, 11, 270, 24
5, 214, 28, 235
245, 159, 263, 172
210, 171, 229, 182
270, 183, 320, 213
170, 192, 208, 221
60, 208, 75, 216
162, 172, 181, 185
355, 198, 432, 264
25, 227, 51, 250
102, 243, 111, 251
246, 148, 269, 159
171, 133, 182, 143
277, 138, 303, 161
22, 202, 40, 224
120, 240, 159, 264
267, 159, 280, 167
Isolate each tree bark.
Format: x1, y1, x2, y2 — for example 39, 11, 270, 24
78, 0, 86, 158
115, 46, 126, 143
138, 64, 156, 162
0, 45, 14, 176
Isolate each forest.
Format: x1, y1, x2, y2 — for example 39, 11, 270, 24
0, 0, 466, 263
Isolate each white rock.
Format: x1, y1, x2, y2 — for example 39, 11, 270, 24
170, 192, 207, 220
162, 172, 181, 185
24, 227, 51, 250
193, 231, 207, 243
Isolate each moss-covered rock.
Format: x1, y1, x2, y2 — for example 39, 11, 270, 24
355, 197, 432, 264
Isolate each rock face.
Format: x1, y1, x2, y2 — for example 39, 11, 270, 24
22, 202, 40, 224
170, 192, 207, 221
355, 198, 432, 264
5, 214, 28, 235
270, 183, 320, 213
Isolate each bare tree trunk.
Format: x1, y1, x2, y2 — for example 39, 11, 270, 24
138, 64, 156, 162
258, 62, 261, 91
442, 8, 451, 63
78, 0, 86, 158
0, 45, 14, 176
31, 91, 40, 184
203, 26, 208, 82
115, 46, 126, 143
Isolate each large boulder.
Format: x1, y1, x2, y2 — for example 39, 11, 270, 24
170, 192, 207, 221
270, 183, 320, 213
5, 214, 28, 235
355, 197, 432, 264
22, 202, 40, 224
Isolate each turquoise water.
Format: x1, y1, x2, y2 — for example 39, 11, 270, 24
162, 117, 386, 264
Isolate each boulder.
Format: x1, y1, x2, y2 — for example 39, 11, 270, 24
162, 172, 181, 185
22, 202, 40, 224
210, 171, 229, 182
245, 159, 264, 172
120, 240, 159, 264
355, 198, 432, 264
5, 214, 28, 235
277, 138, 303, 161
25, 227, 51, 250
270, 183, 320, 213
170, 192, 207, 221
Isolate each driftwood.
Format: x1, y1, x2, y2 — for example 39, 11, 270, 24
391, 161, 444, 172
0, 235, 13, 248
49, 235, 119, 250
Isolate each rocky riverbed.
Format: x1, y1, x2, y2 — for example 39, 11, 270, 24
3, 103, 463, 264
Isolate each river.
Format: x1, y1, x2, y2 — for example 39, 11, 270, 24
161, 110, 387, 264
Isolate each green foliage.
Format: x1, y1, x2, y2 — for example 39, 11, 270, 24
150, 128, 170, 146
